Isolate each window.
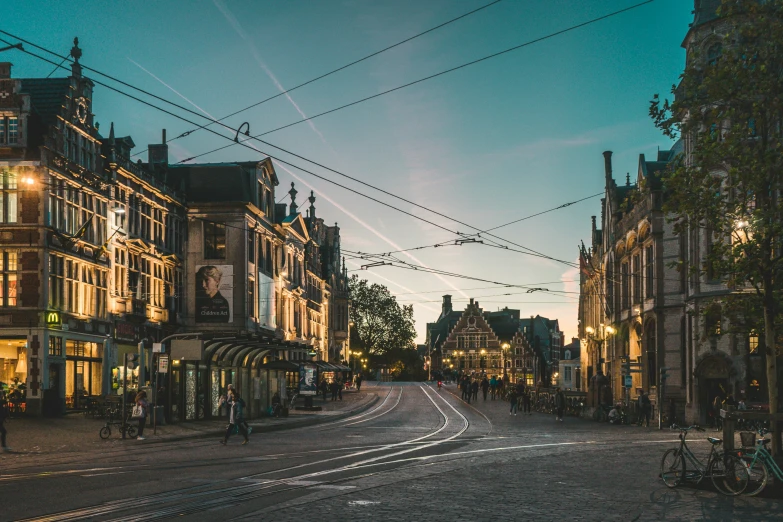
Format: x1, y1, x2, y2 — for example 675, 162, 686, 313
113, 247, 127, 298
707, 43, 722, 66
0, 251, 18, 307
565, 366, 572, 382
645, 245, 654, 298
632, 254, 641, 303
0, 169, 18, 223
204, 221, 226, 259
748, 331, 759, 355
0, 117, 19, 145
49, 254, 64, 308
706, 306, 722, 337
248, 278, 256, 321
153, 208, 164, 246
248, 231, 255, 264
49, 336, 63, 357
621, 263, 629, 310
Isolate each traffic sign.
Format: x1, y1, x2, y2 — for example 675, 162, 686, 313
158, 355, 169, 373
624, 375, 633, 388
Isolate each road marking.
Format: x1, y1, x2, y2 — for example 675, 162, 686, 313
348, 500, 380, 506
81, 471, 131, 477
343, 388, 403, 426
313, 484, 356, 490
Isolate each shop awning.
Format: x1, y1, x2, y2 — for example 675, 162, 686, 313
257, 360, 300, 371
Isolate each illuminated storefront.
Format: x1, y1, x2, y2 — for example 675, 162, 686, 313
0, 338, 28, 414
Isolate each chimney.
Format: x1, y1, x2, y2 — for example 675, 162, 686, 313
442, 295, 452, 316
603, 150, 613, 187
0, 62, 11, 79
148, 129, 169, 166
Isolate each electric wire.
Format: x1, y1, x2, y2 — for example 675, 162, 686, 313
128, 0, 505, 158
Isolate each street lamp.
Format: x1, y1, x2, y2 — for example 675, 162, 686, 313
501, 343, 510, 380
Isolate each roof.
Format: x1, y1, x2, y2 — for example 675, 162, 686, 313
692, 0, 721, 27
20, 78, 71, 128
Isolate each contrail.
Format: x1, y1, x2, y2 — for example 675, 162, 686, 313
212, 0, 329, 146
274, 162, 470, 304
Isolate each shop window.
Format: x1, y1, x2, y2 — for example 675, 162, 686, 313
49, 336, 63, 356
0, 251, 18, 307
0, 169, 18, 224
204, 221, 226, 259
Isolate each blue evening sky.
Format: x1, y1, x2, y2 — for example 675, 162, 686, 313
4, 0, 693, 342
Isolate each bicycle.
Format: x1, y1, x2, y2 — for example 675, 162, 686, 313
738, 428, 783, 496
660, 425, 749, 495
99, 416, 138, 439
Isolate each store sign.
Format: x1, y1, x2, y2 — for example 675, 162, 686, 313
158, 355, 169, 374
44, 311, 61, 327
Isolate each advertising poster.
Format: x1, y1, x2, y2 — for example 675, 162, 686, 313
258, 272, 276, 329
298, 362, 318, 396
195, 265, 233, 323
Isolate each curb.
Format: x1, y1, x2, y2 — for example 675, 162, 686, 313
143, 393, 381, 444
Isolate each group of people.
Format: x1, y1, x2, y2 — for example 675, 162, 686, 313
457, 375, 571, 421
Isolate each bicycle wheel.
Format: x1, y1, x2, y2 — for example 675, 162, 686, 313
99, 426, 111, 439
126, 425, 138, 438
710, 453, 749, 496
661, 449, 685, 488
742, 453, 769, 497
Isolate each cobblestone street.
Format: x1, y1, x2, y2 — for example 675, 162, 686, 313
2, 383, 781, 521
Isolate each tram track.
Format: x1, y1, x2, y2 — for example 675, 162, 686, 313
0, 386, 397, 476
19, 384, 479, 522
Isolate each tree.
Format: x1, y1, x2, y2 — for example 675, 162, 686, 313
650, 0, 783, 450
348, 275, 417, 358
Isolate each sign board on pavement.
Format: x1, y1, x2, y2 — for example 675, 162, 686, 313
158, 355, 169, 373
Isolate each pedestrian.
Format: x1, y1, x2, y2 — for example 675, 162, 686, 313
337, 377, 343, 400
330, 379, 339, 401
522, 386, 532, 415
497, 377, 505, 398
471, 380, 479, 402
0, 392, 9, 452
320, 378, 329, 401
356, 373, 363, 392
489, 376, 497, 400
460, 377, 469, 401
134, 390, 148, 440
480, 377, 489, 401
555, 387, 566, 421
638, 390, 651, 427
508, 388, 518, 415
221, 391, 249, 445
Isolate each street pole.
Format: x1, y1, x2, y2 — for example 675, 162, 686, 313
153, 351, 159, 436
122, 352, 127, 440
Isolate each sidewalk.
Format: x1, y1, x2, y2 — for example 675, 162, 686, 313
0, 387, 379, 454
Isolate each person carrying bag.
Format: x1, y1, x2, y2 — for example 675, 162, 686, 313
133, 391, 148, 440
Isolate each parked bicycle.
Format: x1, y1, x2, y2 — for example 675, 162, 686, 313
660, 425, 748, 496
738, 428, 783, 496
99, 417, 137, 439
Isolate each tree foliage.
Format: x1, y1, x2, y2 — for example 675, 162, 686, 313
650, 0, 783, 417
348, 275, 417, 357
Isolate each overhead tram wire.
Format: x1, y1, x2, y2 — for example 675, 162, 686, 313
182, 0, 655, 162
1, 38, 467, 240
127, 0, 505, 158
1, 4, 649, 271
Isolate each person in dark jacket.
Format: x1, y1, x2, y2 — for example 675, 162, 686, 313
220, 391, 249, 445
480, 377, 490, 401
555, 387, 566, 422
330, 379, 340, 401
0, 393, 9, 451
320, 379, 329, 401
471, 380, 479, 401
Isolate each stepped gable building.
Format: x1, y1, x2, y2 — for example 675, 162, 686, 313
0, 39, 349, 420
428, 296, 558, 386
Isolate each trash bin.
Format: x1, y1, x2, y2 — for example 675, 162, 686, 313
150, 405, 166, 426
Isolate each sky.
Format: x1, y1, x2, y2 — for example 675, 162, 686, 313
3, 0, 694, 343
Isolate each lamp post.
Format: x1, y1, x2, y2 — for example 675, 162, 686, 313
501, 343, 509, 381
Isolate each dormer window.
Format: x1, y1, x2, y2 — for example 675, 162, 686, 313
707, 43, 722, 66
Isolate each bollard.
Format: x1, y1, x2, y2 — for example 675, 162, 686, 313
721, 407, 735, 451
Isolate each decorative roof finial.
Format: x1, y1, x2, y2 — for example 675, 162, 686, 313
626, 173, 630, 187
288, 182, 298, 215
70, 37, 83, 78
308, 190, 316, 218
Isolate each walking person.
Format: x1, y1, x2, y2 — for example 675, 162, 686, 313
638, 390, 651, 427
554, 387, 566, 422
522, 386, 532, 415
480, 377, 489, 401
471, 380, 479, 402
337, 377, 343, 400
355, 373, 363, 392
320, 378, 329, 401
0, 393, 9, 451
134, 390, 149, 440
330, 379, 339, 401
508, 387, 518, 416
489, 376, 497, 400
221, 391, 249, 445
